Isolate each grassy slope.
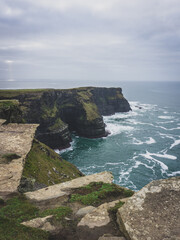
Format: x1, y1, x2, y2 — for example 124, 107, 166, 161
22, 139, 83, 187
0, 195, 72, 240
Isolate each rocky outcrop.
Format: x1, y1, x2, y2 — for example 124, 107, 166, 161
21, 215, 55, 233
117, 177, 180, 240
0, 121, 38, 199
77, 200, 121, 240
0, 100, 23, 123
0, 87, 131, 149
25, 171, 114, 209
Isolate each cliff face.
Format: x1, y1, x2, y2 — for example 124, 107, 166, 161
0, 87, 131, 149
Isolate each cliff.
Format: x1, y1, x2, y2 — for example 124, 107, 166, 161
0, 121, 83, 199
0, 87, 131, 149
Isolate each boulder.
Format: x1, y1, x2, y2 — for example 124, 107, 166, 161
25, 171, 113, 209
76, 206, 96, 217
21, 215, 56, 233
117, 177, 180, 240
77, 200, 120, 240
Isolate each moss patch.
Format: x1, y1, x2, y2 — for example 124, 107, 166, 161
0, 195, 72, 240
70, 182, 134, 206
77, 90, 100, 122
41, 102, 58, 119
0, 89, 50, 99
108, 200, 125, 215
40, 206, 72, 221
0, 100, 19, 108
48, 118, 66, 131
82, 102, 100, 121
0, 153, 21, 164
22, 139, 82, 189
0, 217, 49, 240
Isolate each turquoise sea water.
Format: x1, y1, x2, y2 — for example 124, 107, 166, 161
58, 82, 180, 191
1, 80, 180, 191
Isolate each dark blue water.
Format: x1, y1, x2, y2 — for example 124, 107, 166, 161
58, 81, 180, 191
1, 80, 179, 190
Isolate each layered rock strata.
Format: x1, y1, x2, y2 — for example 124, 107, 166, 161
0, 87, 131, 149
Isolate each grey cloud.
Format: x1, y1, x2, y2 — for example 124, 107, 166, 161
0, 0, 180, 86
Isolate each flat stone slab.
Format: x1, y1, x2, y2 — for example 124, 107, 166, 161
76, 206, 96, 217
78, 200, 119, 229
25, 171, 113, 204
0, 123, 38, 198
117, 177, 180, 240
21, 215, 55, 232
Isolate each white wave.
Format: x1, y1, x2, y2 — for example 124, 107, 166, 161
128, 119, 155, 127
103, 111, 138, 121
132, 138, 144, 145
55, 139, 75, 154
105, 123, 134, 136
104, 162, 122, 166
132, 137, 156, 145
158, 116, 174, 120
146, 137, 156, 144
167, 171, 180, 177
129, 101, 156, 111
158, 126, 180, 131
157, 120, 175, 124
170, 139, 180, 149
140, 151, 168, 171
151, 153, 177, 160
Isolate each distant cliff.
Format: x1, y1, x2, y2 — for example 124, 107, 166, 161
0, 87, 131, 149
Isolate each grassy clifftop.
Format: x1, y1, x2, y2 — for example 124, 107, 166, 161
19, 139, 83, 192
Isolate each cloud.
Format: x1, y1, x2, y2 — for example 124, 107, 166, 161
0, 0, 180, 84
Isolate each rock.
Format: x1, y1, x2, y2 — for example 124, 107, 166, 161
0, 119, 6, 125
98, 235, 126, 240
0, 123, 38, 199
25, 171, 113, 209
0, 87, 131, 149
117, 177, 180, 240
76, 206, 96, 217
21, 215, 56, 233
77, 200, 120, 240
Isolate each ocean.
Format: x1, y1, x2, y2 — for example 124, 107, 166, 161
57, 81, 180, 191
1, 80, 180, 191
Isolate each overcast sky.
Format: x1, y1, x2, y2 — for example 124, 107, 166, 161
0, 0, 180, 87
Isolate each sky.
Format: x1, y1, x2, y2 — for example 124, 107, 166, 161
0, 0, 180, 88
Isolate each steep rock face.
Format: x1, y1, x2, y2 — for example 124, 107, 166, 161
0, 100, 23, 123
0, 87, 131, 149
117, 177, 180, 240
91, 87, 131, 115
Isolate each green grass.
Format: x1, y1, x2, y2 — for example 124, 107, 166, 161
48, 118, 66, 131
70, 182, 134, 206
22, 139, 82, 188
0, 217, 49, 240
40, 206, 72, 221
82, 102, 100, 121
0, 195, 72, 240
0, 89, 52, 98
0, 100, 19, 108
108, 201, 125, 215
